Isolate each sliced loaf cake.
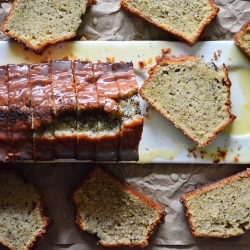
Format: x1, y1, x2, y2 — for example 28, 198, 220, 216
70, 165, 165, 247
181, 168, 250, 238
139, 55, 236, 148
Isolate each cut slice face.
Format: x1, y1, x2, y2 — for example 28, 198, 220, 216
113, 62, 143, 161
51, 60, 77, 159
118, 94, 143, 161
74, 61, 98, 160
139, 56, 236, 148
70, 166, 165, 248
7, 64, 33, 160
0, 171, 51, 250
0, 66, 13, 162
29, 63, 54, 161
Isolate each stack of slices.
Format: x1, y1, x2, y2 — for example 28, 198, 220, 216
0, 60, 143, 162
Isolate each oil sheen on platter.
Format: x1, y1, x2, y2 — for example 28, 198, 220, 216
0, 40, 249, 163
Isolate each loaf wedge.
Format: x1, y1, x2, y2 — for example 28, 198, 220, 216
120, 0, 219, 46
234, 20, 250, 58
181, 168, 250, 238
0, 171, 50, 250
1, 0, 90, 53
70, 165, 165, 248
139, 55, 236, 148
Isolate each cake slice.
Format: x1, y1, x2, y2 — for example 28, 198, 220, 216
1, 0, 90, 53
0, 66, 14, 162
70, 165, 165, 247
29, 63, 54, 161
120, 0, 219, 46
234, 20, 250, 58
93, 63, 120, 161
181, 168, 250, 238
51, 60, 77, 159
139, 56, 236, 148
7, 64, 33, 160
73, 60, 99, 160
113, 62, 143, 161
0, 171, 51, 250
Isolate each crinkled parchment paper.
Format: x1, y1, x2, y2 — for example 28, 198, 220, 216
0, 0, 250, 249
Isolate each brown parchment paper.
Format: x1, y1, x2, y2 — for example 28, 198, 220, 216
0, 0, 250, 249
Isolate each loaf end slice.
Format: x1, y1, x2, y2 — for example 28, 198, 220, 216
139, 56, 236, 148
234, 20, 250, 58
120, 0, 219, 46
1, 0, 89, 53
0, 171, 50, 250
70, 165, 165, 248
181, 168, 250, 238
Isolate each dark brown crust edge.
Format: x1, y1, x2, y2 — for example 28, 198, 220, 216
0, 171, 51, 250
1, 0, 93, 54
69, 165, 166, 248
234, 19, 250, 58
139, 55, 236, 148
120, 0, 219, 46
181, 168, 250, 238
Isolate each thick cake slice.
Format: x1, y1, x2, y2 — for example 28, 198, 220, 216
7, 64, 33, 160
1, 0, 90, 53
181, 169, 250, 238
51, 60, 77, 159
234, 20, 250, 58
113, 62, 143, 161
70, 166, 165, 248
74, 61, 99, 160
93, 63, 120, 161
0, 171, 50, 250
29, 63, 54, 161
0, 66, 13, 162
139, 56, 236, 148
117, 95, 143, 161
120, 0, 219, 46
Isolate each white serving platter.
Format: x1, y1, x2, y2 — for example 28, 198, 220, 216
0, 40, 249, 164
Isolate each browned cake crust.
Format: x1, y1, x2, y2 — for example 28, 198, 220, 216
139, 55, 236, 148
181, 169, 250, 238
234, 19, 250, 58
70, 165, 165, 248
120, 0, 219, 46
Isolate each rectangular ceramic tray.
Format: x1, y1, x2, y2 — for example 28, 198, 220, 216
0, 40, 249, 163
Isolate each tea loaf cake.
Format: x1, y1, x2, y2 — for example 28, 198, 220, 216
0, 171, 50, 250
234, 20, 250, 58
181, 168, 250, 238
139, 55, 236, 148
1, 0, 90, 53
70, 166, 165, 248
120, 0, 219, 46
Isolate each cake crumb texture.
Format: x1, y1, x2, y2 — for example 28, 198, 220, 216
234, 19, 250, 58
181, 169, 250, 238
120, 0, 219, 45
0, 171, 50, 250
139, 56, 236, 148
70, 165, 165, 248
1, 0, 88, 53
